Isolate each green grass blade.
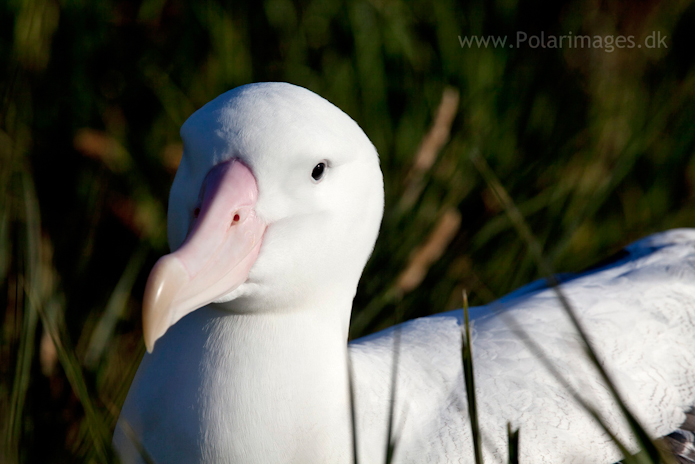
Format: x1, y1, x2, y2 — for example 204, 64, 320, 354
20, 173, 113, 462
506, 423, 519, 464
385, 321, 401, 464
348, 360, 360, 464
500, 312, 640, 463
461, 290, 484, 464
472, 151, 663, 463
84, 244, 148, 370
33, 294, 114, 463
5, 167, 41, 463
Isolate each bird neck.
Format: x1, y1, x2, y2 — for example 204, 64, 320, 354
197, 300, 354, 461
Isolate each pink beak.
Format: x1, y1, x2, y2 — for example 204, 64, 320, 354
142, 159, 266, 352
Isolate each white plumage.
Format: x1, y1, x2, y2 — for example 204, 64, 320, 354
114, 82, 695, 464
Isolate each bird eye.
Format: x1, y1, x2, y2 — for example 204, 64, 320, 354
311, 161, 327, 182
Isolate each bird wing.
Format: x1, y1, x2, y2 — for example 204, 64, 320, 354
349, 229, 695, 463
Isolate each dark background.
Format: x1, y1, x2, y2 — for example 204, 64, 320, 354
1, 0, 694, 461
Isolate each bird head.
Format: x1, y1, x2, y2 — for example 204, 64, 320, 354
143, 83, 384, 352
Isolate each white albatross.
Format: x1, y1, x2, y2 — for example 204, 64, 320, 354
114, 82, 695, 464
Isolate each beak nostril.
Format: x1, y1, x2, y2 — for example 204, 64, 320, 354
231, 209, 250, 226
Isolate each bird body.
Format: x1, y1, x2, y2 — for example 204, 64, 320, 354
114, 82, 695, 464
350, 229, 695, 463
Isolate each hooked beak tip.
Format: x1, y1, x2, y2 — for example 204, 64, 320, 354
142, 255, 189, 353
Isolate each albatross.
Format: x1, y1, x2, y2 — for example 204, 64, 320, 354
114, 82, 695, 463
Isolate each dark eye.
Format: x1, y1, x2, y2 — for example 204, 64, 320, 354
311, 162, 327, 182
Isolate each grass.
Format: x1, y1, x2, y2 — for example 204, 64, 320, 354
461, 290, 483, 464
467, 153, 670, 463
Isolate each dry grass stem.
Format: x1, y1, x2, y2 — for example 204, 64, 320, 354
162, 143, 184, 173
74, 128, 131, 173
411, 87, 460, 176
400, 87, 460, 209
396, 208, 461, 294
